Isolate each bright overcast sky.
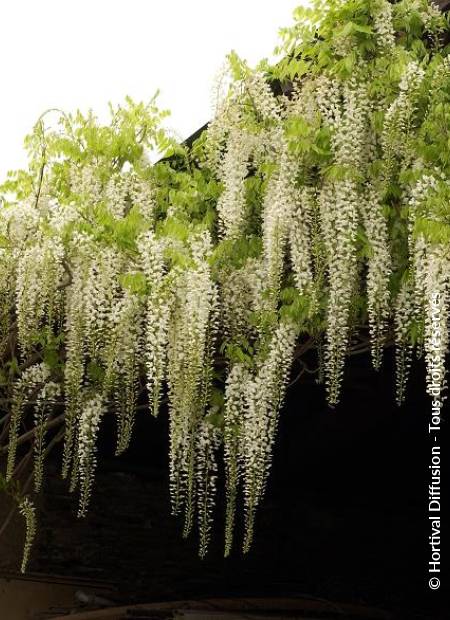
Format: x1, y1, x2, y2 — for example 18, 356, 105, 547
0, 0, 303, 181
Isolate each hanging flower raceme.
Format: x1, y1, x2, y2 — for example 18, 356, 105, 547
138, 231, 170, 418
317, 77, 369, 404
362, 183, 392, 369
381, 60, 425, 179
62, 238, 92, 480
246, 72, 281, 123
196, 419, 221, 558
33, 380, 61, 492
408, 173, 441, 306
394, 278, 416, 405
77, 394, 104, 517
408, 172, 450, 406
373, 0, 395, 53
16, 236, 65, 356
19, 497, 37, 573
83, 246, 123, 360
104, 289, 144, 455
289, 186, 316, 302
241, 320, 297, 552
166, 232, 219, 526
6, 363, 52, 481
262, 135, 298, 301
220, 257, 266, 343
216, 128, 255, 239
223, 362, 249, 556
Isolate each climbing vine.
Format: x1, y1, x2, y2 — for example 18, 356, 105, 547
1, 0, 449, 570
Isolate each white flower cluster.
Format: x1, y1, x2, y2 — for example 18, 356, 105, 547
77, 394, 104, 517
382, 61, 425, 177
0, 201, 40, 245
416, 0, 443, 33
397, 167, 449, 406
105, 173, 156, 221
33, 380, 61, 492
317, 79, 368, 403
69, 165, 103, 205
167, 233, 219, 530
373, 0, 395, 53
394, 279, 415, 405
19, 497, 37, 573
138, 232, 169, 418
62, 249, 90, 479
362, 184, 392, 369
107, 290, 143, 455
246, 72, 281, 123
83, 246, 122, 359
129, 175, 156, 222
408, 174, 440, 310
5, 165, 159, 512
240, 321, 297, 552
196, 420, 221, 558
223, 362, 249, 556
6, 363, 51, 480
16, 237, 65, 355
105, 174, 132, 218
206, 63, 279, 179
217, 128, 254, 238
220, 257, 265, 342
289, 186, 316, 300
263, 138, 298, 300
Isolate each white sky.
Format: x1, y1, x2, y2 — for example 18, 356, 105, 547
0, 0, 302, 181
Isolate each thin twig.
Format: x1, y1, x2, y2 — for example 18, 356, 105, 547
0, 413, 65, 455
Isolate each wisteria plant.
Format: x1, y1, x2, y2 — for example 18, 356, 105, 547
0, 0, 449, 571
